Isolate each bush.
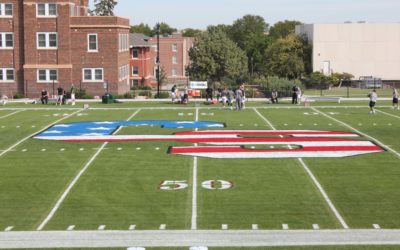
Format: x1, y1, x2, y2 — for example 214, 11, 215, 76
154, 92, 170, 98
75, 89, 93, 99
138, 90, 152, 98
254, 76, 303, 97
13, 93, 25, 99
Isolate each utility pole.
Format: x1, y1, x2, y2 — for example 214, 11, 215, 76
156, 23, 160, 98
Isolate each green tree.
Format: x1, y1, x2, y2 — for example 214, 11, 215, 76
229, 15, 270, 76
265, 34, 306, 79
187, 29, 248, 84
182, 28, 203, 38
130, 23, 152, 36
91, 0, 117, 16
152, 22, 177, 37
332, 72, 354, 87
269, 20, 302, 40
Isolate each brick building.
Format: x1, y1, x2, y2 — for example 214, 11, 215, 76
0, 0, 130, 98
129, 32, 194, 89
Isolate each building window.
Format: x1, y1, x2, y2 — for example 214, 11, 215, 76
131, 79, 139, 87
132, 49, 139, 58
172, 56, 177, 64
87, 34, 98, 52
83, 68, 103, 82
172, 69, 177, 76
37, 32, 58, 49
37, 3, 57, 17
0, 68, 14, 82
0, 33, 13, 49
37, 69, 58, 82
70, 4, 75, 16
132, 66, 139, 76
172, 43, 177, 52
0, 3, 13, 17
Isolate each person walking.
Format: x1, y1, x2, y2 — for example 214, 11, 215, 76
368, 89, 378, 114
56, 86, 64, 106
296, 86, 302, 104
41, 89, 48, 104
227, 88, 235, 110
70, 84, 76, 106
271, 89, 278, 104
235, 87, 243, 110
292, 85, 298, 104
171, 85, 177, 103
392, 88, 399, 110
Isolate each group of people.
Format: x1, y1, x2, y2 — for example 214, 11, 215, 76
171, 85, 189, 104
207, 83, 247, 110
40, 85, 76, 106
292, 85, 302, 104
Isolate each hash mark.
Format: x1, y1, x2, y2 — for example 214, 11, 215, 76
98, 225, 106, 230
373, 224, 381, 229
4, 226, 13, 231
129, 225, 136, 230
159, 224, 166, 230
67, 225, 75, 231
312, 224, 320, 230
221, 224, 228, 230
252, 224, 258, 230
282, 224, 289, 230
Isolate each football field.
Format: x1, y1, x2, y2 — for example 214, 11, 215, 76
0, 100, 399, 249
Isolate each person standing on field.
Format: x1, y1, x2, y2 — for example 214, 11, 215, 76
70, 84, 76, 106
368, 89, 378, 114
392, 88, 399, 110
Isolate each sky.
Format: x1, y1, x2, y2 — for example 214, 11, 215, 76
94, 0, 400, 30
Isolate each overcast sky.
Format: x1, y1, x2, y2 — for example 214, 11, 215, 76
96, 0, 400, 29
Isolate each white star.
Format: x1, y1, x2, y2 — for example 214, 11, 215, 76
94, 121, 115, 125
88, 127, 113, 131
54, 124, 71, 128
42, 130, 64, 134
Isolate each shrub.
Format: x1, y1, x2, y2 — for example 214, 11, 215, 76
154, 91, 170, 98
13, 93, 25, 99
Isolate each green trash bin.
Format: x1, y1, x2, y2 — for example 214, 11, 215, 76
102, 93, 114, 104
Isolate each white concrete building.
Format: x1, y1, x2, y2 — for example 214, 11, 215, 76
296, 23, 400, 80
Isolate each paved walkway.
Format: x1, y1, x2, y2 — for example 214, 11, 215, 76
1, 230, 400, 248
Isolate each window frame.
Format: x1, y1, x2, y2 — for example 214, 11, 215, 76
132, 66, 139, 76
132, 49, 139, 58
0, 68, 14, 82
172, 56, 177, 64
0, 32, 13, 49
0, 3, 13, 17
37, 69, 58, 83
36, 3, 57, 17
87, 33, 98, 52
36, 32, 58, 49
172, 43, 178, 52
82, 68, 104, 82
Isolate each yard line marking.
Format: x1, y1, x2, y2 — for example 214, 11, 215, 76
4, 226, 13, 231
0, 109, 82, 159
129, 225, 136, 230
282, 224, 289, 230
253, 108, 349, 229
252, 224, 258, 230
41, 149, 47, 152
36, 109, 141, 231
117, 147, 122, 151
312, 107, 400, 159
22, 149, 27, 152
376, 109, 400, 119
67, 225, 75, 231
0, 110, 23, 119
313, 224, 320, 230
159, 224, 166, 230
79, 148, 84, 151
221, 224, 228, 230
98, 225, 106, 230
191, 108, 199, 230
60, 148, 65, 152
373, 224, 381, 229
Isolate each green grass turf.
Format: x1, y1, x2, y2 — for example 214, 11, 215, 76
0, 105, 399, 234
256, 107, 400, 228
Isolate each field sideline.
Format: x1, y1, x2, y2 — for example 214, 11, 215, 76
0, 101, 399, 249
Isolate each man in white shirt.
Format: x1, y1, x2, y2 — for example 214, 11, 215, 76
368, 89, 378, 114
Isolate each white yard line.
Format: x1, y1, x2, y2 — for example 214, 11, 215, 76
0, 109, 82, 158
253, 108, 349, 229
312, 107, 400, 159
191, 108, 199, 230
376, 109, 400, 119
36, 109, 141, 231
0, 110, 24, 119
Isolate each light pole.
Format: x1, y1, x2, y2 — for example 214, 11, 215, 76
156, 23, 160, 98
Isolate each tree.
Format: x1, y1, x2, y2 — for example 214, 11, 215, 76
187, 29, 248, 84
332, 72, 354, 87
269, 20, 302, 40
92, 0, 117, 16
130, 23, 152, 36
265, 34, 306, 79
152, 22, 177, 37
182, 28, 203, 38
228, 15, 270, 76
